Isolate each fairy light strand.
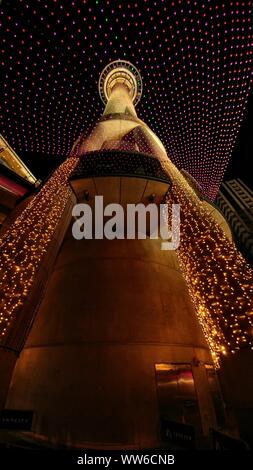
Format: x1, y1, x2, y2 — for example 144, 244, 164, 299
1, 0, 252, 199
0, 156, 79, 346
161, 158, 253, 367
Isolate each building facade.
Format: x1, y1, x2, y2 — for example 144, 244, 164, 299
216, 179, 253, 266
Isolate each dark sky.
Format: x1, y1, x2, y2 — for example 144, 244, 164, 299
1, 0, 253, 198
224, 92, 253, 190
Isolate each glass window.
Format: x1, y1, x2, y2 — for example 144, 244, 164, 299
155, 363, 202, 432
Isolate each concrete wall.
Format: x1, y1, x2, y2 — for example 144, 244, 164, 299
6, 229, 215, 448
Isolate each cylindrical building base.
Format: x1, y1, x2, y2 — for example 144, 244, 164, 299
6, 235, 217, 448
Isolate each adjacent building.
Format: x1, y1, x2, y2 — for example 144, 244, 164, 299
216, 179, 253, 266
0, 134, 38, 226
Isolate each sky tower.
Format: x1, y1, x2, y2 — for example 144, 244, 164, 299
1, 61, 253, 449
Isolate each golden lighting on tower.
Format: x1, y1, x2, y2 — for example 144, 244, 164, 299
162, 159, 253, 367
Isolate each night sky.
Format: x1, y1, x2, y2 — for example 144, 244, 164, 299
1, 0, 252, 199
225, 92, 253, 191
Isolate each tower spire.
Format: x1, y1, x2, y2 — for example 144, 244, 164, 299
99, 60, 143, 117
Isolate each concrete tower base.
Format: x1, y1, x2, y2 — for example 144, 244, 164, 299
6, 231, 218, 449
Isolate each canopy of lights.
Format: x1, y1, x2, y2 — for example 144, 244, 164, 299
1, 0, 252, 200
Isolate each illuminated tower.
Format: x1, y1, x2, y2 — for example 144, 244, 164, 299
2, 61, 252, 449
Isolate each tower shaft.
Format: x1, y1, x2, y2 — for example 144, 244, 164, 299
103, 83, 137, 117
2, 60, 252, 449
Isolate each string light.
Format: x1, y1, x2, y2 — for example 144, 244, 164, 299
161, 159, 253, 367
0, 156, 79, 349
1, 100, 253, 363
0, 1, 252, 365
1, 0, 252, 199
